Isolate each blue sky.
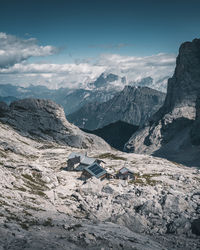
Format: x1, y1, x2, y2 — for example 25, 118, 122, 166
0, 0, 200, 88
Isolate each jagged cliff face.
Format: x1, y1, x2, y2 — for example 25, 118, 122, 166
191, 96, 200, 145
152, 39, 200, 122
125, 39, 200, 167
0, 99, 110, 150
68, 86, 165, 130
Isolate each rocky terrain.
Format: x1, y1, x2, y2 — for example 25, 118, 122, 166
0, 98, 199, 249
68, 86, 165, 130
125, 38, 200, 167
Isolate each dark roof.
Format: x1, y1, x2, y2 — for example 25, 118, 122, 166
81, 156, 96, 165
68, 152, 85, 159
84, 163, 107, 179
68, 152, 96, 166
119, 167, 133, 174
76, 164, 87, 171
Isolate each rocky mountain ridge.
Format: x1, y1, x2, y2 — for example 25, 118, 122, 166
125, 38, 200, 167
68, 86, 166, 130
0, 98, 110, 150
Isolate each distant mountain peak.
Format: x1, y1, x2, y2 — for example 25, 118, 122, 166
92, 72, 125, 89
68, 85, 165, 130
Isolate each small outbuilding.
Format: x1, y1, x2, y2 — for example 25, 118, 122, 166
81, 163, 107, 181
116, 167, 134, 180
67, 152, 82, 171
66, 152, 102, 171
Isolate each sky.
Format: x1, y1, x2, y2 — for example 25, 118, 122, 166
0, 0, 200, 89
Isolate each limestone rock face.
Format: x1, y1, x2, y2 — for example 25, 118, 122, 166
0, 98, 110, 150
125, 39, 200, 167
191, 96, 200, 145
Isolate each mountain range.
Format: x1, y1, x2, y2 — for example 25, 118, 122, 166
0, 73, 167, 116
68, 86, 165, 130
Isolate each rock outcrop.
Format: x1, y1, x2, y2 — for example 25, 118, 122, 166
125, 39, 200, 167
68, 86, 165, 130
0, 98, 110, 150
190, 96, 200, 145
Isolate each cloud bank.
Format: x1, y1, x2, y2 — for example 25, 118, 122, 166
0, 32, 57, 68
0, 33, 176, 90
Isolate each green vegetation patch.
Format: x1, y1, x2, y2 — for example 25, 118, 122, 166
22, 173, 48, 198
0, 149, 6, 158
95, 153, 126, 161
130, 173, 162, 186
14, 186, 27, 192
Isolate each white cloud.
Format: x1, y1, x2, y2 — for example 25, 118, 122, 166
95, 53, 176, 84
0, 33, 176, 90
0, 62, 106, 89
0, 32, 57, 68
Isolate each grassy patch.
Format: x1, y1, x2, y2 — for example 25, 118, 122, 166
23, 173, 47, 186
0, 149, 6, 158
130, 173, 162, 186
22, 173, 48, 198
14, 186, 27, 192
17, 139, 29, 146
131, 160, 137, 164
170, 161, 183, 167
21, 203, 46, 212
95, 153, 126, 161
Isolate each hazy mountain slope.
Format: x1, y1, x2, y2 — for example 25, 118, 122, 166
68, 86, 165, 130
0, 78, 119, 115
82, 120, 139, 151
125, 38, 200, 167
0, 95, 18, 104
60, 88, 118, 114
129, 76, 170, 93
